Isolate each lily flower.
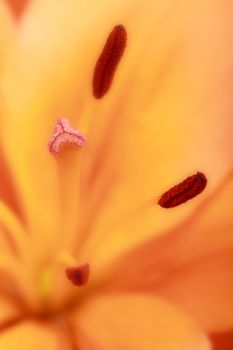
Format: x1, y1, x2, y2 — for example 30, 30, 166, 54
0, 0, 232, 349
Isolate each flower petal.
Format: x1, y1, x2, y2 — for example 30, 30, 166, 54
0, 149, 23, 221
99, 171, 233, 333
5, 0, 29, 19
0, 0, 141, 254
0, 321, 59, 349
80, 0, 233, 264
72, 294, 211, 350
0, 1, 14, 69
211, 330, 233, 350
0, 296, 21, 326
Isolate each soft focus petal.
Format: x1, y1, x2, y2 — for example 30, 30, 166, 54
99, 171, 233, 332
0, 9, 24, 222
0, 0, 143, 255
79, 0, 233, 265
0, 150, 23, 220
0, 296, 21, 326
211, 330, 233, 350
0, 199, 28, 257
72, 294, 211, 350
0, 1, 14, 69
0, 321, 59, 349
5, 0, 29, 19
0, 251, 41, 313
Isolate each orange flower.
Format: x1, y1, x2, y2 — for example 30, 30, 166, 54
0, 0, 232, 349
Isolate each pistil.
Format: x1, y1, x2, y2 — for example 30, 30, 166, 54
48, 118, 86, 155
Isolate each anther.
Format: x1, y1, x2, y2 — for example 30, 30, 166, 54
48, 118, 86, 155
93, 25, 127, 99
65, 263, 90, 287
158, 172, 207, 208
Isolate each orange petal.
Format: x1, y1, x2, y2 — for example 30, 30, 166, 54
0, 149, 23, 221
80, 0, 233, 265
0, 296, 22, 326
211, 330, 233, 350
0, 320, 59, 349
0, 0, 137, 255
0, 0, 14, 181
72, 295, 211, 350
100, 171, 233, 333
5, 0, 29, 19
0, 1, 14, 70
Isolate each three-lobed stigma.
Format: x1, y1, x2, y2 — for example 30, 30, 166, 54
48, 118, 86, 155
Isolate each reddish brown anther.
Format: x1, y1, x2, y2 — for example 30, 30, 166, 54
65, 264, 90, 287
158, 172, 207, 208
93, 24, 127, 99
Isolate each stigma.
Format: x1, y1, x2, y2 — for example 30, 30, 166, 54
158, 172, 207, 208
65, 263, 90, 287
48, 118, 86, 155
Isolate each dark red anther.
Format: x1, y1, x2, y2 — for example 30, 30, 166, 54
65, 263, 90, 287
93, 25, 127, 99
158, 172, 207, 208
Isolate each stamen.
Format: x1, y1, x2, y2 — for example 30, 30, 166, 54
65, 263, 90, 287
48, 118, 86, 155
158, 172, 207, 208
93, 24, 127, 99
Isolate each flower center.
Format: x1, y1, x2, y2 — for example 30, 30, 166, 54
0, 23, 129, 342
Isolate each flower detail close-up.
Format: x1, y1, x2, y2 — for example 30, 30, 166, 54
0, 0, 233, 349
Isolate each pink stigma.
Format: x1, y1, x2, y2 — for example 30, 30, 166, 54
48, 118, 86, 154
